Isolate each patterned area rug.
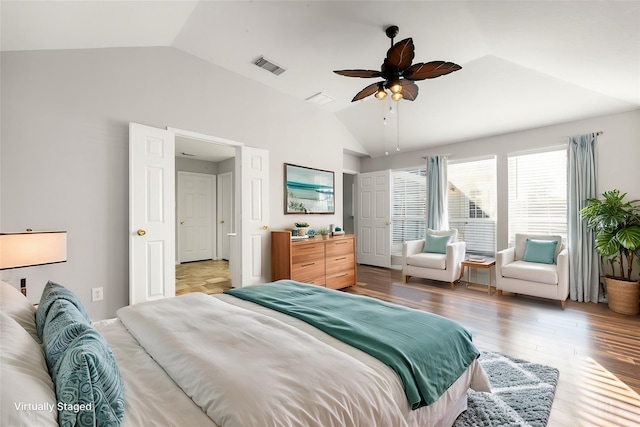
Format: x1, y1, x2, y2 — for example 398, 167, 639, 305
454, 351, 559, 427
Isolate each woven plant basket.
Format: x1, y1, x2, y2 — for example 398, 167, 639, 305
605, 277, 640, 315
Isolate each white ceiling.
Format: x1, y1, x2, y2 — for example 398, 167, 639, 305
2, 1, 639, 157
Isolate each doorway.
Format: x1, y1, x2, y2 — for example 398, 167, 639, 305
175, 136, 235, 296
130, 123, 270, 304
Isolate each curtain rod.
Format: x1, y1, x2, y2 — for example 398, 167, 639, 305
564, 131, 603, 138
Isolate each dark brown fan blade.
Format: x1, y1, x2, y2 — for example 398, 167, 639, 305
385, 38, 415, 71
334, 69, 383, 78
399, 80, 419, 101
402, 61, 462, 81
351, 81, 383, 102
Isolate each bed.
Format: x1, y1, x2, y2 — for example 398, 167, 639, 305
1, 279, 490, 427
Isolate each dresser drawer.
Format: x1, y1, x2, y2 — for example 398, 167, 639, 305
326, 253, 354, 276
326, 270, 355, 289
291, 242, 325, 264
325, 238, 353, 257
291, 258, 325, 283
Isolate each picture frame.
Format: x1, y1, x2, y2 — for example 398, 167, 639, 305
284, 163, 335, 214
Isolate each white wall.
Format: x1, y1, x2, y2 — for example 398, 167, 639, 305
0, 47, 366, 319
361, 109, 640, 252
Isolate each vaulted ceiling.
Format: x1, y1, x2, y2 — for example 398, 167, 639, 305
2, 1, 639, 157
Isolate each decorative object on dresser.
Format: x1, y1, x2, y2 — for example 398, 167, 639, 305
294, 222, 310, 236
285, 163, 335, 214
317, 227, 330, 240
271, 231, 356, 289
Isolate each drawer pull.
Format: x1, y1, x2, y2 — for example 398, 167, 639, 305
336, 273, 348, 277
335, 256, 347, 261
335, 241, 348, 245
300, 246, 317, 250
301, 262, 315, 267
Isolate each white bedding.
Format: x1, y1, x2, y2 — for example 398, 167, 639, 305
93, 318, 218, 427
105, 292, 489, 427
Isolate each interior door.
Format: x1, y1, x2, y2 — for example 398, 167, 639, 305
238, 146, 269, 287
217, 171, 233, 260
129, 123, 175, 304
177, 172, 215, 263
357, 170, 391, 268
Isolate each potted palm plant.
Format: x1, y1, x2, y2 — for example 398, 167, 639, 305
580, 190, 640, 315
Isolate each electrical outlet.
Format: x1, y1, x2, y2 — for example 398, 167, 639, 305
92, 287, 103, 302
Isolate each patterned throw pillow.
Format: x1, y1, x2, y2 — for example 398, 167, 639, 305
36, 281, 91, 340
53, 328, 125, 427
42, 299, 93, 378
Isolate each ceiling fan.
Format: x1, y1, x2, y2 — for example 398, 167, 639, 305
334, 26, 462, 102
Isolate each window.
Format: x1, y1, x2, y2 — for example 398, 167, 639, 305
508, 148, 567, 244
448, 157, 497, 255
391, 168, 426, 256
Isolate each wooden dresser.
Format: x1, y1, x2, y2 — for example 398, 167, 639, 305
271, 231, 356, 289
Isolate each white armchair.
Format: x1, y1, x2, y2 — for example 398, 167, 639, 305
496, 233, 569, 309
402, 229, 466, 288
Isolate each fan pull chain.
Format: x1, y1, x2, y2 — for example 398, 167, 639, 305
396, 101, 401, 152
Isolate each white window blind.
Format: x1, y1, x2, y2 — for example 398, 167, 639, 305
448, 157, 497, 255
508, 149, 567, 244
391, 168, 426, 256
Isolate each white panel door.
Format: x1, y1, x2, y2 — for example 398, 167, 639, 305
239, 146, 269, 287
357, 170, 391, 268
177, 172, 215, 263
129, 123, 175, 304
217, 171, 233, 260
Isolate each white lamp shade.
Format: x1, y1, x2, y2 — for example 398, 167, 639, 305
0, 231, 67, 269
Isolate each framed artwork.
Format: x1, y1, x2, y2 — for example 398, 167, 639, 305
284, 163, 335, 214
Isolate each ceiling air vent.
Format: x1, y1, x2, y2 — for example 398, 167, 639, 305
306, 92, 335, 106
254, 56, 286, 75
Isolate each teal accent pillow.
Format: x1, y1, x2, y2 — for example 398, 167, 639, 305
522, 239, 558, 264
36, 281, 91, 340
422, 234, 452, 254
53, 328, 125, 427
43, 299, 92, 378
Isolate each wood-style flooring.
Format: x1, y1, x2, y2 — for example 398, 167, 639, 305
349, 265, 640, 427
175, 261, 639, 426
175, 260, 231, 296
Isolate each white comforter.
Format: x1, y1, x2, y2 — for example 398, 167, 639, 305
117, 293, 410, 427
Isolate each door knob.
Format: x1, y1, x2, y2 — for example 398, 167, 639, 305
137, 229, 146, 236
180, 221, 184, 225
220, 220, 225, 224
263, 225, 268, 230
385, 221, 391, 225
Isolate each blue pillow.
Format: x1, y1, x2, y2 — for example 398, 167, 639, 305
36, 281, 91, 340
422, 234, 452, 254
522, 239, 558, 264
43, 299, 93, 378
53, 328, 125, 427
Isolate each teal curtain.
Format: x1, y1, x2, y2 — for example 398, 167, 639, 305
568, 133, 600, 302
426, 156, 448, 230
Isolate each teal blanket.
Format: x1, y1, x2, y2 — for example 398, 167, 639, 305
224, 280, 480, 409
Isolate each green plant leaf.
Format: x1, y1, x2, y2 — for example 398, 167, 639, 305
595, 233, 620, 257
616, 225, 640, 251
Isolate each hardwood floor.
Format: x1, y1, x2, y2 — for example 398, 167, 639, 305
348, 265, 640, 427
175, 260, 231, 296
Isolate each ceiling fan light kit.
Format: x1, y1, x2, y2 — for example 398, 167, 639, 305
334, 25, 462, 102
